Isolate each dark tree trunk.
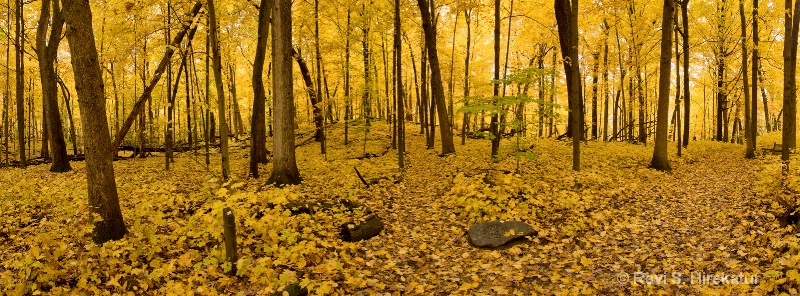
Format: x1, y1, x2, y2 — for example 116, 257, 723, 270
461, 9, 471, 146
36, 0, 70, 172
650, 0, 674, 171
250, 0, 272, 178
63, 0, 127, 243
490, 0, 501, 158
555, 0, 581, 170
395, 0, 405, 168
783, 0, 800, 161
740, 0, 755, 158
681, 0, 691, 146
267, 0, 301, 185
751, 0, 759, 155
292, 48, 325, 145
15, 0, 25, 168
416, 0, 456, 155
344, 8, 351, 145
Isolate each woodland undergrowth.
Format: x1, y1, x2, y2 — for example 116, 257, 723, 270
0, 123, 796, 295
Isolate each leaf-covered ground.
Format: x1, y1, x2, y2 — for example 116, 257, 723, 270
1, 123, 797, 295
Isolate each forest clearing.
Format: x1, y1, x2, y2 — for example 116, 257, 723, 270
4, 0, 800, 294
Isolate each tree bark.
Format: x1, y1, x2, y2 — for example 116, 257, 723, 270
292, 48, 325, 146
555, 0, 581, 170
650, 0, 674, 171
395, 0, 405, 168
208, 0, 230, 180
267, 0, 301, 185
681, 0, 690, 146
751, 0, 758, 156
417, 0, 456, 155
782, 0, 800, 161
63, 0, 127, 243
250, 0, 272, 178
461, 9, 471, 146
36, 0, 70, 172
15, 0, 25, 168
740, 0, 754, 158
490, 0, 501, 158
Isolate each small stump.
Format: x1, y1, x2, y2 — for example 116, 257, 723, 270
467, 220, 535, 248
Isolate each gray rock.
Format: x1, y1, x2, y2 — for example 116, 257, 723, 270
468, 220, 535, 248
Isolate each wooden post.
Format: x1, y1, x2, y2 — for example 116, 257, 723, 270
223, 207, 237, 275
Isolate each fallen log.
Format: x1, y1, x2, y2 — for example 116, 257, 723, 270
340, 215, 384, 242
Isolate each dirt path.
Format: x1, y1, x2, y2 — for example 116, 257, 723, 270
351, 141, 776, 295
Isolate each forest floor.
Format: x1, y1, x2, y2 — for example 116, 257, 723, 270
1, 122, 798, 295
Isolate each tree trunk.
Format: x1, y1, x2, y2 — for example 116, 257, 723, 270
782, 0, 800, 161
267, 0, 301, 185
602, 21, 609, 141
250, 0, 272, 178
292, 48, 325, 145
57, 76, 78, 156
63, 0, 127, 243
591, 51, 599, 140
740, 0, 755, 158
417, 0, 456, 155
461, 9, 471, 145
650, 0, 674, 171
314, 0, 326, 154
36, 0, 70, 172
757, 60, 770, 132
395, 0, 405, 168
751, 0, 758, 154
490, 0, 501, 158
555, 0, 581, 170
208, 0, 230, 180
681, 0, 690, 146
344, 8, 351, 145
110, 1, 203, 156
15, 0, 25, 168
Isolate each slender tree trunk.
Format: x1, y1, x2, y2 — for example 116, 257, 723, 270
751, 0, 758, 156
205, 23, 211, 165
758, 61, 770, 132
490, 0, 501, 159
293, 48, 325, 146
314, 0, 326, 154
344, 8, 351, 145
681, 0, 690, 146
395, 0, 405, 167
208, 0, 230, 180
675, 16, 682, 156
250, 0, 272, 178
15, 0, 25, 168
267, 0, 302, 185
166, 2, 174, 169
602, 21, 609, 141
740, 0, 754, 157
461, 9, 471, 146
650, 0, 674, 171
3, 0, 8, 164
591, 51, 599, 140
63, 0, 127, 243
